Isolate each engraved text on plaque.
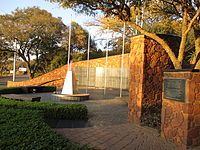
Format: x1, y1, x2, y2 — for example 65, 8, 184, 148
164, 79, 186, 102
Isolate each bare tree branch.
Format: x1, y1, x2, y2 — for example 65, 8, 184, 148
185, 7, 200, 35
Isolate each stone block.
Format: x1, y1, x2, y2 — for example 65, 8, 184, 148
161, 71, 200, 149
129, 35, 179, 127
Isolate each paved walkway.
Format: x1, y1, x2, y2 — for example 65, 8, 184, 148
51, 90, 179, 150
50, 89, 180, 150
81, 98, 128, 127
56, 123, 180, 150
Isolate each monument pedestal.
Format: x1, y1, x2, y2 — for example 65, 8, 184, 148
161, 71, 200, 149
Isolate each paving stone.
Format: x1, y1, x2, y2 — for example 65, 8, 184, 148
51, 91, 198, 150
57, 124, 184, 150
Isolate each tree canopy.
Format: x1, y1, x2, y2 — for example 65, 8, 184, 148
0, 7, 65, 78
48, 0, 200, 69
93, 16, 131, 54
0, 7, 98, 78
36, 21, 99, 75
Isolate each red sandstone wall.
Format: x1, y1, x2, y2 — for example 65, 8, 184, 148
143, 35, 179, 105
161, 72, 200, 148
7, 54, 130, 88
128, 35, 180, 127
128, 35, 145, 124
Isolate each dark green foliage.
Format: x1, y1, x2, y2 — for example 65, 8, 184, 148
21, 86, 56, 93
37, 86, 56, 92
0, 51, 13, 75
0, 87, 23, 94
0, 98, 88, 120
50, 48, 68, 70
47, 0, 134, 21
84, 49, 104, 60
141, 103, 162, 130
0, 108, 91, 150
0, 86, 56, 94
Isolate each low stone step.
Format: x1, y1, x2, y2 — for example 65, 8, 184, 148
52, 93, 89, 101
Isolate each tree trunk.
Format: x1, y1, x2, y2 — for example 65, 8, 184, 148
192, 28, 200, 68
127, 21, 182, 69
178, 10, 187, 64
25, 62, 33, 79
185, 7, 200, 67
194, 37, 200, 69
195, 59, 200, 69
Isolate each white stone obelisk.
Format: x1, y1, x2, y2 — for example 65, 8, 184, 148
61, 62, 77, 95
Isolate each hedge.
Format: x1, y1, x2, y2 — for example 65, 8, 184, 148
0, 87, 23, 94
0, 98, 88, 120
0, 86, 56, 94
0, 108, 91, 150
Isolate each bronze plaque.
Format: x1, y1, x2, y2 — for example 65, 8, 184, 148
164, 79, 186, 102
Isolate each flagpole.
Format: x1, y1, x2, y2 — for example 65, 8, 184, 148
86, 32, 90, 93
120, 22, 126, 97
104, 27, 109, 96
13, 52, 16, 82
67, 15, 72, 70
13, 39, 17, 82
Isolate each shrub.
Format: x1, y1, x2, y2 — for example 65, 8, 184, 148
141, 103, 162, 130
0, 86, 56, 94
0, 108, 91, 150
0, 98, 88, 120
38, 86, 56, 92
21, 86, 56, 93
0, 87, 23, 94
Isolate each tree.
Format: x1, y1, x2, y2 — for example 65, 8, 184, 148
47, 48, 68, 71
71, 21, 89, 52
0, 51, 13, 75
91, 16, 133, 55
146, 0, 200, 68
62, 21, 98, 61
47, 0, 200, 69
38, 21, 98, 72
0, 7, 65, 78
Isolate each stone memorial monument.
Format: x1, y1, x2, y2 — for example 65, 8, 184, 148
61, 62, 77, 95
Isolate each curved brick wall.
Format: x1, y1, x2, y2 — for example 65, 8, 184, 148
7, 54, 130, 88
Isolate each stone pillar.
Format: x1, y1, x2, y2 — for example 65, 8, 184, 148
161, 71, 200, 149
128, 35, 145, 124
128, 35, 180, 126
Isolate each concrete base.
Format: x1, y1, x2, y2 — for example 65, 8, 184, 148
53, 93, 89, 101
